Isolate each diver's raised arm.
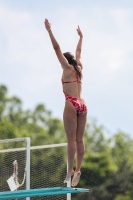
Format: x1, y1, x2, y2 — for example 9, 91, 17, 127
76, 26, 83, 69
44, 18, 68, 68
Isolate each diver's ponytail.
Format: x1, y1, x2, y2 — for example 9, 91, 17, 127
63, 52, 82, 79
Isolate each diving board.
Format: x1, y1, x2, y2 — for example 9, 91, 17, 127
0, 187, 89, 199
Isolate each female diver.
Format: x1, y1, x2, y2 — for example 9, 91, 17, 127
44, 18, 87, 186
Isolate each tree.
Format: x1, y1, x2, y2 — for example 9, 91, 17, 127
111, 131, 133, 168
73, 120, 133, 200
1, 84, 133, 200
0, 85, 66, 145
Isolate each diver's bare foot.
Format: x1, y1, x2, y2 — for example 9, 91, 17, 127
71, 171, 81, 187
64, 170, 75, 183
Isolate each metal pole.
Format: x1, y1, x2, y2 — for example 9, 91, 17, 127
67, 158, 71, 200
26, 137, 30, 200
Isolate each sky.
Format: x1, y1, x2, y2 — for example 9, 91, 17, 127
0, 0, 133, 137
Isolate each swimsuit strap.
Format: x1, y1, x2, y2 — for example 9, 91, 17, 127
75, 74, 82, 84
62, 73, 82, 84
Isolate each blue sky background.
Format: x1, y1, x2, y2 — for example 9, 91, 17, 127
0, 0, 133, 137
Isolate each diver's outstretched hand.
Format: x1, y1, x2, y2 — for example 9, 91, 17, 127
44, 18, 51, 32
76, 26, 83, 37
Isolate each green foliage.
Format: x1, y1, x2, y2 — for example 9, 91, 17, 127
81, 119, 117, 187
1, 84, 133, 200
115, 195, 131, 200
0, 117, 18, 139
0, 85, 66, 145
111, 131, 133, 167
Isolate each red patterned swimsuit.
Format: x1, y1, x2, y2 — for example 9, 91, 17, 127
62, 74, 87, 115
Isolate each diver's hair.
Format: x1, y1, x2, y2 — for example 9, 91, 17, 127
63, 52, 82, 79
